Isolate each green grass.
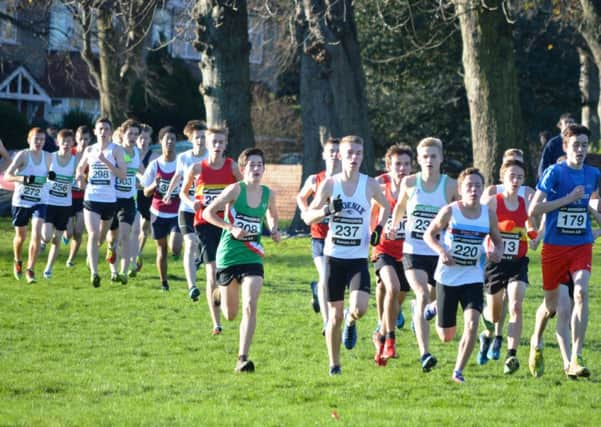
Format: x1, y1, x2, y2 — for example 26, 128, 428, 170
1, 217, 601, 426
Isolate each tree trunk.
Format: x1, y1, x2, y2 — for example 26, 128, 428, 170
578, 46, 600, 148
288, 0, 374, 233
579, 0, 601, 148
195, 0, 255, 158
452, 0, 524, 184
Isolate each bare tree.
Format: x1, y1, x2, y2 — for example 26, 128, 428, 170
579, 0, 601, 145
194, 0, 255, 157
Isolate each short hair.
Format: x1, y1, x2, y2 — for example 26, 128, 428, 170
385, 143, 413, 167
158, 126, 177, 143
27, 127, 45, 141
206, 127, 228, 137
95, 117, 112, 128
76, 125, 90, 137
340, 135, 364, 146
457, 167, 485, 188
238, 147, 264, 168
562, 124, 591, 143
417, 137, 443, 153
183, 120, 206, 138
557, 113, 576, 128
323, 137, 340, 146
120, 119, 140, 133
57, 129, 74, 141
499, 159, 526, 180
502, 148, 524, 161
139, 123, 153, 136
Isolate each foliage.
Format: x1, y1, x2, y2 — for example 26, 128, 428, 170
60, 109, 94, 132
0, 102, 31, 150
129, 46, 205, 136
1, 218, 601, 425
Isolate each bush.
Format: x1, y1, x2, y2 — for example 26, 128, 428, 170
0, 102, 30, 150
61, 109, 93, 132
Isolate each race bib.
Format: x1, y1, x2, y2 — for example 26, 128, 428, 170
20, 183, 43, 203
557, 206, 586, 235
409, 205, 437, 240
234, 213, 261, 241
331, 215, 363, 246
501, 232, 520, 259
115, 168, 137, 192
451, 236, 482, 266
89, 164, 110, 186
385, 216, 406, 240
49, 175, 72, 199
203, 188, 223, 207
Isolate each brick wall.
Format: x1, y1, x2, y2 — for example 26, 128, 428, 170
263, 164, 302, 220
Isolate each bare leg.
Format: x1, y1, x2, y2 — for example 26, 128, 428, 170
238, 275, 263, 358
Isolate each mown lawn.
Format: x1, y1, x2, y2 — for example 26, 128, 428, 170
0, 218, 600, 426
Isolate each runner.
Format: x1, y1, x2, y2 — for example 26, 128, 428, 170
65, 125, 91, 267
389, 137, 458, 373
4, 127, 52, 283
303, 135, 389, 375
202, 147, 281, 372
141, 126, 182, 291
106, 119, 142, 283
165, 122, 208, 302
181, 126, 241, 334
41, 129, 79, 279
75, 117, 127, 287
424, 167, 503, 383
528, 124, 600, 379
371, 143, 413, 366
476, 159, 536, 374
298, 137, 340, 332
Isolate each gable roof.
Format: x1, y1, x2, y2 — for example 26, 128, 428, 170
0, 65, 51, 103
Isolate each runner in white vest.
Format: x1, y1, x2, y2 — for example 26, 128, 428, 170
5, 127, 52, 283
75, 118, 127, 288
304, 135, 389, 376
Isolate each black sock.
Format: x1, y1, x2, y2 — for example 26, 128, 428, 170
238, 354, 247, 362
385, 331, 395, 340
507, 349, 516, 357
421, 353, 431, 362
495, 335, 503, 342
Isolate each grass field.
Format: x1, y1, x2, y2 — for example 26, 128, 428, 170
1, 217, 601, 426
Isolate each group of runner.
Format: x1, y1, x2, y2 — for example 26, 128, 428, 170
4, 116, 600, 380
299, 127, 599, 382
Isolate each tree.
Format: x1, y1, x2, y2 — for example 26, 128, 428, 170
194, 0, 255, 157
451, 0, 524, 183
294, 0, 375, 177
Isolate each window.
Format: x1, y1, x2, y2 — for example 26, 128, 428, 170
49, 2, 79, 51
0, 0, 17, 44
248, 15, 264, 65
171, 15, 200, 60
151, 8, 172, 47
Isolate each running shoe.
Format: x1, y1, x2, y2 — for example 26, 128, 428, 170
383, 338, 397, 360
135, 256, 143, 272
189, 286, 201, 302
43, 269, 52, 280
212, 288, 221, 306
118, 273, 128, 285
451, 370, 465, 384
91, 273, 101, 288
372, 329, 383, 351
13, 260, 23, 281
310, 281, 320, 313
423, 302, 437, 321
25, 269, 36, 284
477, 332, 491, 365
212, 326, 223, 336
128, 269, 137, 278
528, 346, 544, 377
567, 356, 591, 379
374, 343, 387, 367
342, 309, 357, 350
328, 365, 342, 376
66, 260, 75, 268
396, 309, 405, 329
161, 281, 170, 292
106, 246, 116, 264
235, 359, 255, 373
504, 355, 520, 374
62, 235, 69, 245
110, 272, 119, 282
488, 336, 502, 360
421, 353, 437, 372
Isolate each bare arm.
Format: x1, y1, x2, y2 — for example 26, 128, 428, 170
487, 208, 503, 263
180, 163, 201, 210
388, 176, 411, 238
528, 187, 583, 218
103, 146, 127, 180
231, 161, 243, 181
302, 178, 334, 225
266, 189, 281, 243
202, 183, 248, 241
4, 151, 27, 183
296, 174, 316, 211
368, 177, 389, 229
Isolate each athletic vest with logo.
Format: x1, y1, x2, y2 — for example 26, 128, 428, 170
216, 182, 270, 268
435, 203, 490, 286
194, 157, 237, 226
324, 173, 371, 259
310, 170, 329, 239
150, 159, 179, 218
538, 161, 600, 246
495, 193, 528, 260
47, 152, 76, 207
115, 146, 140, 199
404, 173, 448, 256
374, 173, 404, 260
12, 150, 49, 208
177, 150, 208, 214
85, 143, 118, 203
